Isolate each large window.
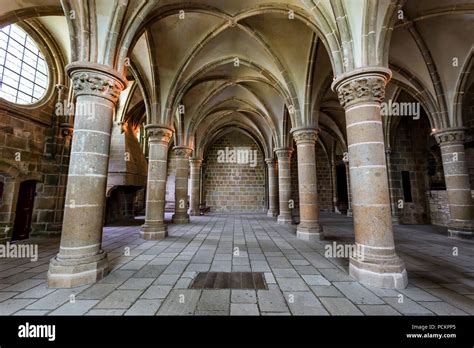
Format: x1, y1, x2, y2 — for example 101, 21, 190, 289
0, 24, 48, 105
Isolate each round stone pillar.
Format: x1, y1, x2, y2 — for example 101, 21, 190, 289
172, 147, 192, 223
332, 67, 407, 289
189, 158, 202, 216
47, 62, 126, 288
265, 158, 279, 217
275, 148, 293, 224
434, 128, 474, 239
291, 128, 323, 241
140, 125, 173, 240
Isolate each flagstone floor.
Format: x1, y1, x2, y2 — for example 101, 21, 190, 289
0, 213, 473, 316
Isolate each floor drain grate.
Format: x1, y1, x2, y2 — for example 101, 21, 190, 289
189, 272, 268, 290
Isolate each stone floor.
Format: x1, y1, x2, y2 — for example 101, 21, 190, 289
0, 213, 473, 316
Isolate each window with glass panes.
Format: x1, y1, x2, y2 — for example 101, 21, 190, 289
0, 24, 48, 104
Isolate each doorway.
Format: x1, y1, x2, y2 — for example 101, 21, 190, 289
336, 164, 348, 212
12, 180, 36, 241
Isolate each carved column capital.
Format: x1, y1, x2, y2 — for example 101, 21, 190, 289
145, 125, 173, 145
66, 62, 127, 103
291, 127, 319, 146
433, 127, 467, 146
174, 146, 193, 158
265, 158, 275, 166
274, 147, 293, 159
332, 67, 391, 108
189, 158, 203, 167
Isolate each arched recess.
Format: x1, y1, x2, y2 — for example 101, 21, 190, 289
199, 122, 269, 162
453, 49, 474, 128
390, 63, 445, 130
201, 125, 267, 214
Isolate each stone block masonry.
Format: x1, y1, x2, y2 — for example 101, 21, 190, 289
204, 131, 265, 213
316, 143, 333, 212
427, 190, 474, 227
0, 97, 72, 241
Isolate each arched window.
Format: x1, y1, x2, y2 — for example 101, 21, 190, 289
0, 24, 48, 105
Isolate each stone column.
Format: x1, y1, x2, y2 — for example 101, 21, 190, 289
172, 147, 192, 223
275, 148, 293, 224
434, 128, 474, 239
140, 125, 173, 240
189, 158, 202, 216
47, 62, 126, 288
291, 128, 323, 240
331, 159, 340, 213
332, 67, 407, 289
385, 147, 400, 224
265, 158, 278, 217
344, 159, 353, 216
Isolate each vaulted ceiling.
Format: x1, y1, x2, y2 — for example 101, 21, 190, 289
1, 0, 473, 158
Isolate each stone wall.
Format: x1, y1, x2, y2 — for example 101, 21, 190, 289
165, 149, 177, 212
105, 122, 148, 223
203, 131, 265, 213
391, 116, 430, 224
0, 104, 71, 241
427, 190, 474, 227
107, 122, 148, 191
290, 145, 299, 221
105, 186, 142, 224
316, 143, 333, 212
466, 147, 474, 190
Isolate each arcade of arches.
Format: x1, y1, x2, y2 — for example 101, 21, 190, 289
0, 0, 473, 315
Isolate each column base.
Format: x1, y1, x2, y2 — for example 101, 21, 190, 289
277, 214, 292, 224
349, 251, 408, 289
297, 223, 324, 241
448, 227, 473, 240
172, 213, 190, 224
267, 209, 278, 217
47, 250, 109, 288
297, 230, 324, 242
189, 210, 200, 216
140, 222, 167, 240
